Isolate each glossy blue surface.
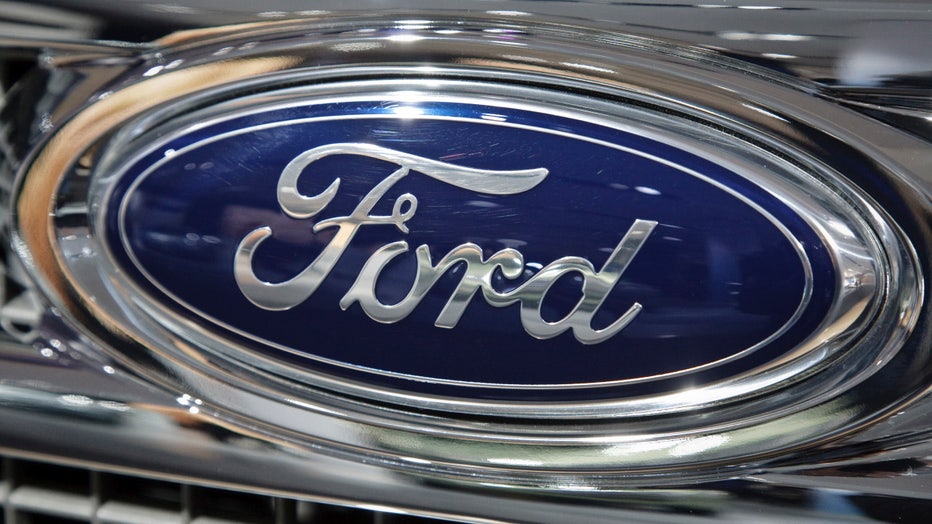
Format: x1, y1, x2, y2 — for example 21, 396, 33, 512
106, 99, 835, 400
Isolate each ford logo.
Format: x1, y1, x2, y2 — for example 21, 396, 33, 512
103, 93, 839, 401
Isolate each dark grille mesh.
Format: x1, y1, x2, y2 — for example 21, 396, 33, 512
0, 455, 444, 524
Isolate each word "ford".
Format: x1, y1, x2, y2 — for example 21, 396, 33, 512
234, 143, 656, 345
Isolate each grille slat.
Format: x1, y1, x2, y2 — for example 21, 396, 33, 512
7, 487, 95, 521
0, 456, 442, 524
97, 502, 185, 524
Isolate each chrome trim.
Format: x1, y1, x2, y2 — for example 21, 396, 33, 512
87, 78, 885, 407
107, 92, 818, 392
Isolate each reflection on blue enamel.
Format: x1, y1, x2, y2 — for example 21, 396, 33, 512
107, 100, 835, 401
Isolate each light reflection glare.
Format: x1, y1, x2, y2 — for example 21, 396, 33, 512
359, 504, 413, 515
465, 200, 500, 208
146, 4, 197, 14
411, 66, 444, 75
479, 482, 519, 490
501, 54, 548, 64
826, 220, 855, 238
392, 106, 424, 117
331, 42, 383, 52
400, 456, 432, 465
142, 65, 164, 77
718, 31, 812, 42
487, 457, 544, 466
762, 53, 797, 60
388, 90, 425, 102
486, 10, 530, 16
388, 34, 425, 43
670, 435, 730, 457
546, 482, 598, 492
175, 394, 202, 407
635, 186, 661, 196
561, 62, 615, 74
604, 439, 677, 456
98, 400, 130, 412
741, 103, 789, 122
59, 394, 93, 407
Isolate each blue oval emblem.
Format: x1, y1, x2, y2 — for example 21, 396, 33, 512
104, 94, 835, 401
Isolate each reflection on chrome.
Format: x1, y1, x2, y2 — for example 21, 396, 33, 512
0, 2, 929, 524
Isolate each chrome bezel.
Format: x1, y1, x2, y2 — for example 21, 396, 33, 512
11, 17, 925, 483
93, 78, 869, 410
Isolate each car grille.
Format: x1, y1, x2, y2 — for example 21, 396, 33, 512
1, 3, 930, 523
0, 455, 440, 524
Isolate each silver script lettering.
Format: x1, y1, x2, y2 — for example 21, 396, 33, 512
234, 143, 656, 344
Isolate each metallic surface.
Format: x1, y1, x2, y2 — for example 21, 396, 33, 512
0, 1, 930, 523
97, 82, 852, 401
